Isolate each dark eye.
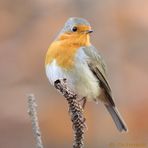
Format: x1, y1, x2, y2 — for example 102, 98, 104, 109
72, 26, 77, 32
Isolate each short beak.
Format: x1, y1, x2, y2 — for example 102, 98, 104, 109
86, 30, 93, 34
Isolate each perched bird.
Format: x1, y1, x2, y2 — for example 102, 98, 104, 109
45, 17, 128, 132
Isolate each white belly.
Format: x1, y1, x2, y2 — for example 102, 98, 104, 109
46, 59, 101, 101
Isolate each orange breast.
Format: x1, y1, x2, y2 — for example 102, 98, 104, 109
45, 41, 78, 69
45, 32, 90, 69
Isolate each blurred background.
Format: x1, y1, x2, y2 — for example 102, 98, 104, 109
0, 0, 148, 147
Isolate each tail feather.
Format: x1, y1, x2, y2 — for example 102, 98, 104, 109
105, 105, 128, 132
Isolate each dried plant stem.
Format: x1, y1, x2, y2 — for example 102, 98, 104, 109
54, 79, 86, 148
27, 94, 44, 148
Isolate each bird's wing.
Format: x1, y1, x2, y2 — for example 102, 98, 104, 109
82, 46, 115, 106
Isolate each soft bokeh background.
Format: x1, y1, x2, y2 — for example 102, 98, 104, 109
0, 0, 148, 147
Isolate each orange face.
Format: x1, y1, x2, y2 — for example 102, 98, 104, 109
58, 24, 92, 47
66, 24, 92, 34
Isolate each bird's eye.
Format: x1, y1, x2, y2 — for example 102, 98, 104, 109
72, 26, 77, 32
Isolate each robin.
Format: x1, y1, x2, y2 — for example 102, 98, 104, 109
45, 17, 128, 132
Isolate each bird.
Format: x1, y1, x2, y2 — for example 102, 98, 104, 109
45, 17, 128, 132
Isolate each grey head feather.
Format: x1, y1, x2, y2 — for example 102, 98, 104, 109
59, 17, 90, 35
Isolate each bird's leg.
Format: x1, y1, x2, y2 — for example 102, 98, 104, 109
78, 97, 87, 109
82, 98, 87, 109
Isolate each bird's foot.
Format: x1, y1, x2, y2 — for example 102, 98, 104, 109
78, 97, 87, 109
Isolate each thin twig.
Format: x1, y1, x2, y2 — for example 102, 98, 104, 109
27, 94, 44, 148
54, 79, 86, 148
